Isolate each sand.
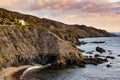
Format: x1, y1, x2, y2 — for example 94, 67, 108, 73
0, 65, 31, 80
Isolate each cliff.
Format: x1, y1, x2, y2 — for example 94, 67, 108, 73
0, 8, 116, 69
0, 25, 83, 69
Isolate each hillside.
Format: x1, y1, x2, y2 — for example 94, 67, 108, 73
0, 8, 116, 44
0, 8, 116, 69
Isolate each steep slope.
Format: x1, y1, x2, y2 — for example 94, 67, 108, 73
0, 8, 116, 44
0, 25, 83, 69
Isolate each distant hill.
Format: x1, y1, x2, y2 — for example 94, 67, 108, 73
112, 32, 120, 36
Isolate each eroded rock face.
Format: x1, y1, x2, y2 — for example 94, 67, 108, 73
0, 25, 83, 69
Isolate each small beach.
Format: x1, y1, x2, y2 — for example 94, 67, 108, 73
0, 65, 31, 80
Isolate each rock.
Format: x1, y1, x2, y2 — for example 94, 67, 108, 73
76, 57, 108, 67
110, 62, 113, 64
106, 56, 115, 59
78, 49, 85, 52
91, 51, 95, 52
93, 63, 98, 66
77, 63, 86, 68
82, 58, 108, 65
107, 64, 112, 68
94, 54, 106, 58
94, 54, 102, 58
117, 55, 120, 57
66, 59, 78, 66
109, 53, 112, 54
86, 52, 93, 54
90, 41, 105, 44
89, 56, 93, 58
108, 50, 112, 52
84, 56, 89, 58
76, 41, 87, 45
96, 47, 106, 53
104, 58, 108, 62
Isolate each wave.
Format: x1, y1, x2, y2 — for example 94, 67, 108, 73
20, 64, 51, 80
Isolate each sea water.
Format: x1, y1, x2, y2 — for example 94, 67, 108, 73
22, 37, 120, 80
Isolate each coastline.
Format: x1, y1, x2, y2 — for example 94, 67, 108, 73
0, 37, 119, 80
0, 58, 108, 80
0, 65, 31, 80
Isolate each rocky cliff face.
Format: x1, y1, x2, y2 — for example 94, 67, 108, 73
0, 25, 83, 69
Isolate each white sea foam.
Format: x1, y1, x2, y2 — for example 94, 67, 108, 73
20, 64, 51, 80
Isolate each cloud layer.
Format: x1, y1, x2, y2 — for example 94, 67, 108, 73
0, 0, 120, 14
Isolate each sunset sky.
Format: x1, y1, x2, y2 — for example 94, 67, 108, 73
0, 0, 120, 32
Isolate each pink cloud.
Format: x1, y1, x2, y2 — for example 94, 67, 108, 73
0, 0, 120, 15
0, 0, 29, 10
26, 0, 120, 15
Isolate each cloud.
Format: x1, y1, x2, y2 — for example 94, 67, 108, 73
0, 0, 120, 15
27, 0, 120, 15
28, 0, 76, 10
0, 0, 29, 10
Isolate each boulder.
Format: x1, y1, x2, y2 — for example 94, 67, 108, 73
86, 52, 93, 54
77, 63, 86, 68
94, 54, 102, 58
90, 41, 105, 44
106, 56, 115, 59
76, 41, 87, 45
96, 47, 106, 53
117, 55, 120, 57
79, 57, 108, 66
107, 64, 112, 68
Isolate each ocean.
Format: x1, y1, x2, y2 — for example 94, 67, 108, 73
22, 37, 120, 80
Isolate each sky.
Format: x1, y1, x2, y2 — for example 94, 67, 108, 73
0, 0, 120, 32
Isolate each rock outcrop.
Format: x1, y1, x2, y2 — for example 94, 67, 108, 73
96, 47, 106, 53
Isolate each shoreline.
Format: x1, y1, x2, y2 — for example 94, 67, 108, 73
0, 38, 117, 80
0, 65, 31, 80
0, 57, 108, 80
